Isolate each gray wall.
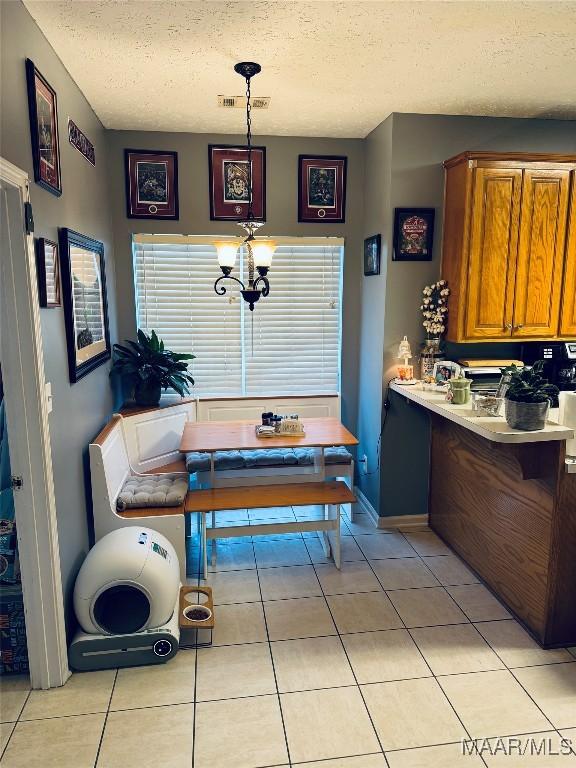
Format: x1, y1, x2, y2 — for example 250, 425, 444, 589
1, 0, 118, 629
358, 112, 576, 516
106, 130, 365, 431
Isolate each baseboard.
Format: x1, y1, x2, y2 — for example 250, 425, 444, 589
353, 486, 379, 524
354, 487, 429, 529
377, 514, 429, 530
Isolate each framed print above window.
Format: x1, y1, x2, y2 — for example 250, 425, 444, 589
298, 155, 347, 223
208, 145, 266, 221
392, 208, 435, 261
35, 238, 61, 308
58, 228, 111, 383
364, 234, 381, 276
124, 149, 179, 219
25, 58, 62, 196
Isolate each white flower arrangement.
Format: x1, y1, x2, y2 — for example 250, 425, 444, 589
421, 280, 450, 337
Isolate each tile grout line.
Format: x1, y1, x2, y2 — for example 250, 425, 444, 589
92, 667, 118, 767
0, 686, 32, 760
252, 535, 294, 768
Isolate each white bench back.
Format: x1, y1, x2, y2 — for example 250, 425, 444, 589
89, 417, 131, 510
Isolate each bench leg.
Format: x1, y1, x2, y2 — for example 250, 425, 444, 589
332, 504, 341, 569
201, 511, 208, 580
319, 503, 332, 558
344, 466, 354, 522
211, 538, 217, 567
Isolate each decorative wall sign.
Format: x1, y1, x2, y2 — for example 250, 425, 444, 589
392, 208, 435, 261
124, 149, 179, 219
364, 234, 381, 276
298, 155, 347, 223
25, 59, 62, 196
35, 238, 61, 308
68, 119, 95, 166
58, 228, 111, 382
208, 145, 266, 221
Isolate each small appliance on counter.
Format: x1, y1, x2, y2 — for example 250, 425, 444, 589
458, 358, 524, 394
521, 342, 576, 404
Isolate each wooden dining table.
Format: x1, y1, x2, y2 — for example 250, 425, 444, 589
179, 416, 358, 487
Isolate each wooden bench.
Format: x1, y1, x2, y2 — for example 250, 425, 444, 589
184, 481, 356, 577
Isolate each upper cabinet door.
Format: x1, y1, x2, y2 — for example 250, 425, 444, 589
560, 174, 576, 338
465, 167, 522, 339
512, 169, 570, 338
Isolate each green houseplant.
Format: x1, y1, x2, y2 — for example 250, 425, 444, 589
111, 329, 195, 407
501, 360, 559, 431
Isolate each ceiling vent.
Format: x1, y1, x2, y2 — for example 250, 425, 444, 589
218, 95, 270, 109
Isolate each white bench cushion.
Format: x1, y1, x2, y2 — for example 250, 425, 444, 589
116, 474, 189, 511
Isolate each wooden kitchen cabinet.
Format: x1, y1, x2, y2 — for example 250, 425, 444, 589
441, 152, 576, 343
560, 175, 576, 337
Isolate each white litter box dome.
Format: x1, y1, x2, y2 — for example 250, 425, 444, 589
74, 527, 180, 635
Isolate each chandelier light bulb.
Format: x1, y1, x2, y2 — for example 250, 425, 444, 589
252, 240, 276, 268
215, 241, 239, 269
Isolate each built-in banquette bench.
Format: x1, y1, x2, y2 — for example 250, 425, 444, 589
89, 395, 355, 579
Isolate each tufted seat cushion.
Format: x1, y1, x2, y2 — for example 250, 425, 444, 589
185, 446, 353, 473
116, 474, 189, 511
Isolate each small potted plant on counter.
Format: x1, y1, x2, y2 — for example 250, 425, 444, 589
111, 329, 195, 407
502, 360, 559, 431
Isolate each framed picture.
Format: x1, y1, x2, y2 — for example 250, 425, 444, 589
432, 360, 461, 385
298, 155, 347, 223
208, 145, 266, 221
124, 149, 179, 219
35, 238, 60, 308
58, 228, 111, 383
392, 208, 435, 261
25, 59, 62, 197
364, 234, 381, 276
68, 119, 95, 166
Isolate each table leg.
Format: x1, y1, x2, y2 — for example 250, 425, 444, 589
201, 511, 208, 579
319, 503, 332, 558
332, 504, 341, 569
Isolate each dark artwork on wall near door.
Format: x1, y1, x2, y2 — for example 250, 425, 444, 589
364, 234, 381, 276
58, 228, 111, 382
68, 119, 95, 166
209, 145, 266, 221
35, 238, 61, 308
25, 59, 62, 197
124, 149, 179, 219
298, 155, 347, 223
392, 208, 435, 261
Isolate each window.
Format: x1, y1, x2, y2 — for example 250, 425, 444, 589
133, 235, 343, 397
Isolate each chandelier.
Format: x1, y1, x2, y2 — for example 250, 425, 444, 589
213, 62, 275, 311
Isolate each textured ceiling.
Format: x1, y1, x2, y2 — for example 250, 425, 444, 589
24, 0, 576, 138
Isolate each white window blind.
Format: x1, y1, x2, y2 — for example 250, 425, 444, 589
133, 236, 343, 397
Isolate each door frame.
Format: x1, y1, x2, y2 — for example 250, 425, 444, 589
0, 157, 70, 688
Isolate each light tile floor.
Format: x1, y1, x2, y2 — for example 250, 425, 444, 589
2, 508, 576, 767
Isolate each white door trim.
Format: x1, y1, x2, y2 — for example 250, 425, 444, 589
0, 157, 70, 688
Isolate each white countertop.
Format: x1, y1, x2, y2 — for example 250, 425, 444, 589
390, 382, 575, 447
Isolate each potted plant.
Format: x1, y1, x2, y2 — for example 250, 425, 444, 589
501, 360, 559, 431
111, 329, 195, 407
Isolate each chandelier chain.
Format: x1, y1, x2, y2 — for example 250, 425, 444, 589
245, 74, 253, 220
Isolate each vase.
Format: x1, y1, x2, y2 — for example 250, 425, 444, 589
420, 337, 442, 381
505, 399, 549, 431
134, 380, 162, 407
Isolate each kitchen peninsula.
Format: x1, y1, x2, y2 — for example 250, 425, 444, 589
391, 382, 576, 648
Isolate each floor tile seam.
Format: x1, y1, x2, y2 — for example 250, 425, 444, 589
472, 623, 576, 673
93, 667, 118, 768
253, 544, 293, 767
507, 664, 573, 733
302, 536, 394, 758
12, 687, 32, 725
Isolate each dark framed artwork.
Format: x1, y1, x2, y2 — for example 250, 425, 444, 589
35, 238, 61, 308
208, 144, 266, 221
392, 208, 435, 261
58, 228, 111, 383
364, 234, 381, 276
298, 155, 347, 223
25, 58, 62, 196
68, 119, 95, 166
124, 149, 179, 219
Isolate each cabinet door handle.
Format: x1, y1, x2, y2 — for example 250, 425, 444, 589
505, 323, 513, 330
515, 324, 524, 330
